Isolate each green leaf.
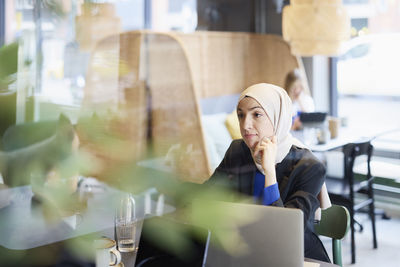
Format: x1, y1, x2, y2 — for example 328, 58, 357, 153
0, 42, 19, 80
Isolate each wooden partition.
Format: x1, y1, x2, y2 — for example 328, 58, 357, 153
145, 32, 211, 183
83, 31, 211, 183
81, 31, 149, 180
174, 31, 307, 98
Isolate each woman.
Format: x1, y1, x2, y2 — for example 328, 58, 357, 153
284, 69, 315, 130
206, 83, 330, 262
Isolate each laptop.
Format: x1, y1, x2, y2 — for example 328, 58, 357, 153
135, 216, 211, 267
299, 112, 327, 124
192, 201, 304, 267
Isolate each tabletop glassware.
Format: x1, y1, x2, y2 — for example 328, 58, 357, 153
303, 127, 317, 146
94, 237, 122, 267
115, 193, 137, 253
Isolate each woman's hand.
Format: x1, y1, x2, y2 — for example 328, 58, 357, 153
253, 136, 278, 187
291, 116, 302, 131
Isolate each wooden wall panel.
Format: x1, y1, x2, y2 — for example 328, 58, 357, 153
176, 31, 307, 99
145, 32, 211, 183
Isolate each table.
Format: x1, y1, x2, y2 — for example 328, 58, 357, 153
305, 258, 340, 267
0, 181, 175, 250
291, 127, 367, 152
0, 182, 341, 267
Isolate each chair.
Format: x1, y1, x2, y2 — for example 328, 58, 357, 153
325, 140, 377, 264
144, 32, 211, 183
85, 31, 212, 183
315, 205, 350, 267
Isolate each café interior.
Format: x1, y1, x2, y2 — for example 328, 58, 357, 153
0, 1, 400, 267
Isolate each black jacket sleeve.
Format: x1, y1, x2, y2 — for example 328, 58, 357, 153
280, 153, 326, 228
205, 140, 243, 187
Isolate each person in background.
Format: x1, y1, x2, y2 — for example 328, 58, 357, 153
284, 69, 315, 130
206, 83, 331, 262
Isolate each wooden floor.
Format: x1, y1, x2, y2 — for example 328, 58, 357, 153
321, 212, 400, 267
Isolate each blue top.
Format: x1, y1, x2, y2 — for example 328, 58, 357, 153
253, 170, 280, 205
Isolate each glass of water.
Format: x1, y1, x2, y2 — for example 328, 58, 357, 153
115, 193, 138, 253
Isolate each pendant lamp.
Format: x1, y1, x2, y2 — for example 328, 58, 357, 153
75, 3, 121, 51
282, 0, 351, 56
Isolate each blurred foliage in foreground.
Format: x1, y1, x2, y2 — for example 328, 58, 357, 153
0, 110, 259, 266
0, 42, 18, 90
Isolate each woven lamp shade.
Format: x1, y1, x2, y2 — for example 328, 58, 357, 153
75, 3, 121, 51
282, 0, 351, 56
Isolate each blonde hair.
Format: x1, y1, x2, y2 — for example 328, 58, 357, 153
284, 68, 303, 95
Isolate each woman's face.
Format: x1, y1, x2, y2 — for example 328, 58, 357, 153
237, 97, 274, 150
289, 80, 304, 100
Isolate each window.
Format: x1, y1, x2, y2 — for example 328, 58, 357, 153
9, 0, 197, 122
337, 2, 400, 134
340, 43, 370, 60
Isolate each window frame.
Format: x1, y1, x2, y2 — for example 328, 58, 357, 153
329, 57, 338, 117
0, 0, 5, 47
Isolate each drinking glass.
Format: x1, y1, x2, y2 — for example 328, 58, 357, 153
303, 127, 317, 146
115, 193, 138, 253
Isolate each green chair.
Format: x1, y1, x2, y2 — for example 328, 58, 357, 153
315, 205, 350, 267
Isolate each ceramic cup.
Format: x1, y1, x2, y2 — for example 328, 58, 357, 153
328, 117, 341, 139
94, 237, 122, 267
317, 128, 331, 144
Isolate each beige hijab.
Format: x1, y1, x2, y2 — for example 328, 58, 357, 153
239, 83, 305, 164
238, 83, 331, 216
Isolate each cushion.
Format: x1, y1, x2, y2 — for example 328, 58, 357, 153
201, 113, 232, 171
225, 109, 241, 140
200, 94, 240, 115
202, 130, 220, 171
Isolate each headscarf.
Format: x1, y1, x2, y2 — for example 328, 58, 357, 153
238, 83, 305, 164
238, 83, 331, 214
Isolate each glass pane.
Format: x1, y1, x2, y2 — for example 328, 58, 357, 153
337, 1, 400, 134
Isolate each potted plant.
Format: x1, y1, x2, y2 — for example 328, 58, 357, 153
0, 42, 18, 138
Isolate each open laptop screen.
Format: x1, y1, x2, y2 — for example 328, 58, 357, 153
135, 217, 210, 267
299, 112, 327, 124
192, 201, 304, 267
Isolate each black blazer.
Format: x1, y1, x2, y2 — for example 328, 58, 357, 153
205, 139, 330, 262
